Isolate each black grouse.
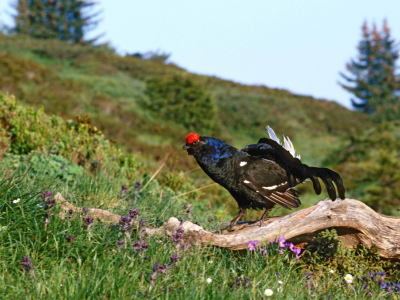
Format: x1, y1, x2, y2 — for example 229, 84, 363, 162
182, 127, 346, 229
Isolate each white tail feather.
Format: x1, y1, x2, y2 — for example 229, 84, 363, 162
266, 126, 301, 159
266, 126, 280, 144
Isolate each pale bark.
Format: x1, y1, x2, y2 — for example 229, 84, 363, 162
54, 193, 400, 260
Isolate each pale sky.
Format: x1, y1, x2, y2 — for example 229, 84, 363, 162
1, 0, 400, 109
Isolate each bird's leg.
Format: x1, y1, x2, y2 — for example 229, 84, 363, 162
258, 208, 272, 227
229, 208, 246, 230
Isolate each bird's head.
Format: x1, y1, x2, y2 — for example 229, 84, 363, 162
182, 133, 208, 156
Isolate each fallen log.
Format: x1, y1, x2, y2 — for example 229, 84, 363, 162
53, 193, 400, 260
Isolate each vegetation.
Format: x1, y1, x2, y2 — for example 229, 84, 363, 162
0, 93, 399, 299
340, 21, 400, 122
0, 29, 400, 298
12, 0, 102, 43
143, 75, 219, 132
325, 121, 400, 214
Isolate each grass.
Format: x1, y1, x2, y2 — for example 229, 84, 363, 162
0, 164, 396, 299
1, 34, 400, 298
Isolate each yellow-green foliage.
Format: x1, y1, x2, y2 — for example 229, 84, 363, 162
0, 33, 383, 218
143, 74, 219, 132
0, 93, 140, 175
327, 121, 400, 214
304, 229, 391, 275
0, 51, 84, 114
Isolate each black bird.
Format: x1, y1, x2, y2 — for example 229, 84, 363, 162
182, 127, 346, 229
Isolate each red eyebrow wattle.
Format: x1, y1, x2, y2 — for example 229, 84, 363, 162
186, 133, 200, 144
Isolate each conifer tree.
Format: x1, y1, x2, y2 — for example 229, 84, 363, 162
12, 0, 102, 44
340, 21, 400, 121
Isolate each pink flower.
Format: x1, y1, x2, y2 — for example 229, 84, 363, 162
291, 247, 301, 259
276, 236, 286, 247
247, 240, 258, 251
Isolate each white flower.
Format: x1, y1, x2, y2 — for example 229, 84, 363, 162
206, 278, 212, 284
208, 260, 213, 264
344, 274, 353, 283
13, 198, 20, 204
330, 270, 335, 274
264, 289, 274, 296
278, 280, 283, 284
277, 287, 281, 292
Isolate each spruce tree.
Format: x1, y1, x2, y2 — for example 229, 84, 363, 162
340, 21, 400, 121
12, 0, 102, 44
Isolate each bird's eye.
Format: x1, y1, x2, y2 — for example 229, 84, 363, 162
193, 140, 199, 145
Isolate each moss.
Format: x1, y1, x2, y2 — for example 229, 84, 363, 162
303, 229, 392, 276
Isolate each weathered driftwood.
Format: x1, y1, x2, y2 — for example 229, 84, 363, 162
54, 192, 121, 223
53, 193, 400, 260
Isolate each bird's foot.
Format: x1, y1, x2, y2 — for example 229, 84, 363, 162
257, 218, 269, 227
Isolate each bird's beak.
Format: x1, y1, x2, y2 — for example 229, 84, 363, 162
182, 144, 190, 151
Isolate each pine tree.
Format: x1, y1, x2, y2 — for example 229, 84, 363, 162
340, 21, 400, 121
12, 0, 102, 44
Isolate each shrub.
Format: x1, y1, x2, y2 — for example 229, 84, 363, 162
143, 75, 219, 132
0, 93, 141, 175
325, 121, 400, 214
303, 229, 391, 276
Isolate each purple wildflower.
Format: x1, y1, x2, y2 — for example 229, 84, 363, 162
129, 208, 139, 219
66, 235, 76, 244
247, 240, 258, 251
169, 253, 181, 264
20, 255, 34, 272
279, 248, 285, 254
117, 238, 124, 246
172, 227, 184, 242
41, 190, 53, 201
119, 215, 133, 233
135, 181, 141, 189
291, 247, 301, 259
260, 248, 267, 256
82, 207, 89, 215
41, 191, 55, 210
285, 242, 294, 249
139, 219, 147, 227
121, 185, 128, 198
82, 216, 94, 229
133, 240, 149, 252
151, 262, 169, 284
67, 209, 73, 218
277, 236, 286, 247
231, 276, 251, 289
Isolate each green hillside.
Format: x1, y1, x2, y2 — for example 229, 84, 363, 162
0, 33, 373, 218
1, 34, 399, 299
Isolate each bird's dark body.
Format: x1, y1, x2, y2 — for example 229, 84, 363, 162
183, 132, 346, 227
193, 138, 296, 211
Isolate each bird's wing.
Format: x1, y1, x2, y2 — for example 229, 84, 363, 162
237, 157, 301, 209
241, 139, 345, 200
240, 140, 306, 187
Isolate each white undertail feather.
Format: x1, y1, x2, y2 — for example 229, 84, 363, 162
266, 126, 301, 159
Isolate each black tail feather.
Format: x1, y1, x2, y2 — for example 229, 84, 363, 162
310, 175, 322, 195
306, 167, 346, 200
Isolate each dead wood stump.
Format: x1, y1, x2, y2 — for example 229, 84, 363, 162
53, 193, 400, 260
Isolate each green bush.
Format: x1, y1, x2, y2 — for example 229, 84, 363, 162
303, 229, 391, 276
0, 93, 141, 176
325, 121, 400, 214
143, 75, 219, 132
